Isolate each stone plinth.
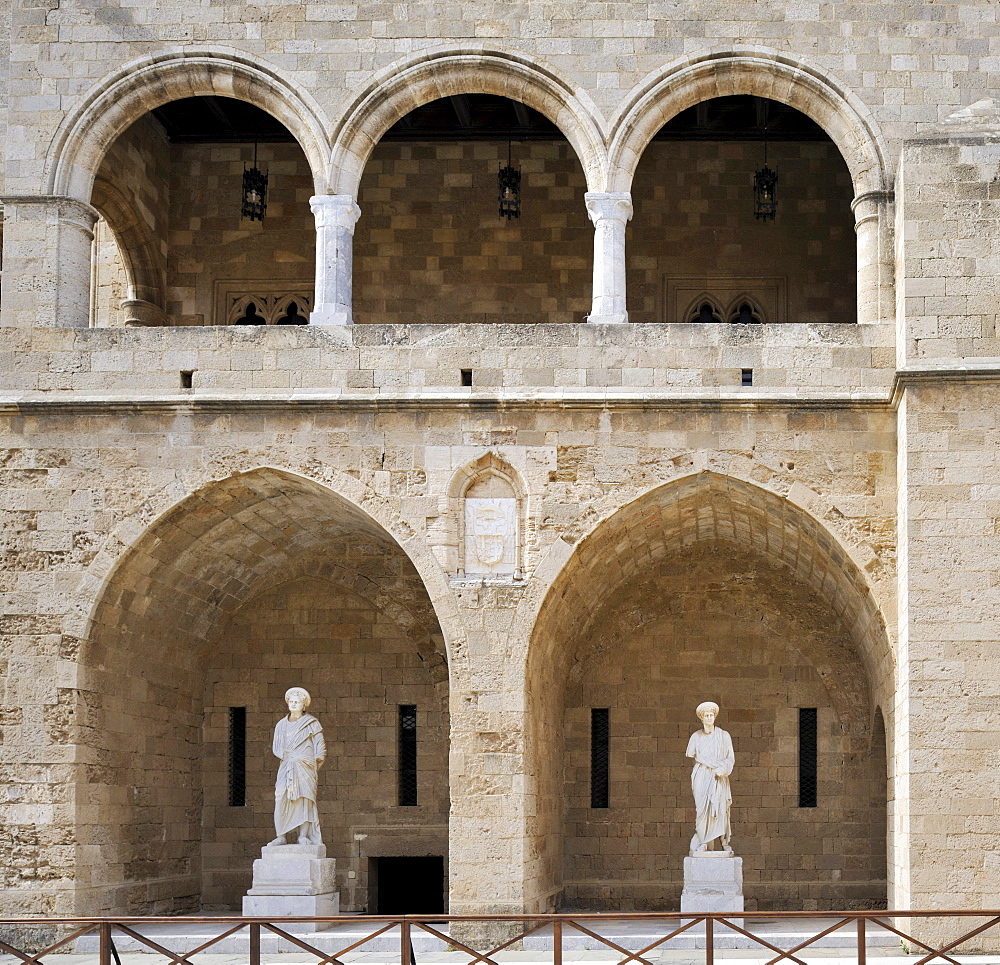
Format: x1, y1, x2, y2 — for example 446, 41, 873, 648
681, 854, 744, 924
243, 844, 339, 924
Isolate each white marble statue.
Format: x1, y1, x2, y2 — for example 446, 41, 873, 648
268, 687, 326, 846
685, 701, 735, 856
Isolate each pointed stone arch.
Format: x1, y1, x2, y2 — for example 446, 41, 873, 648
724, 292, 767, 325
329, 47, 610, 196
69, 466, 456, 915
608, 49, 890, 195
683, 293, 725, 324
47, 49, 331, 202
518, 470, 894, 912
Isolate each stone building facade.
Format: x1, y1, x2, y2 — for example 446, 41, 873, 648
0, 0, 999, 924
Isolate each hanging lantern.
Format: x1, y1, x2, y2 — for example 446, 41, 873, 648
754, 105, 777, 222
498, 140, 521, 221
754, 163, 778, 221
242, 142, 268, 222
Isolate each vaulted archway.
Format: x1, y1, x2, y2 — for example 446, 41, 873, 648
75, 468, 450, 915
524, 472, 893, 912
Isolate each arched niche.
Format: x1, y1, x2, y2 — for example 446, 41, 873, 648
522, 471, 894, 913
74, 467, 450, 915
450, 454, 525, 580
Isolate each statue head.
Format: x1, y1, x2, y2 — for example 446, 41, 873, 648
696, 701, 720, 727
285, 687, 311, 711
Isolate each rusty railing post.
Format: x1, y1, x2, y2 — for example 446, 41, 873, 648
99, 922, 111, 965
401, 918, 411, 965
858, 916, 866, 965
553, 919, 562, 965
706, 916, 714, 965
250, 922, 260, 965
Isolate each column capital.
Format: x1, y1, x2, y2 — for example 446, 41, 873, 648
310, 194, 361, 233
851, 189, 894, 228
1, 194, 100, 232
584, 191, 633, 226
121, 299, 168, 327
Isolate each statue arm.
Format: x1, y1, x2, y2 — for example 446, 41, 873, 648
313, 723, 327, 768
716, 730, 735, 776
272, 720, 284, 760
694, 751, 724, 770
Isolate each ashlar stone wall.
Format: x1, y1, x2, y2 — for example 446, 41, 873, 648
166, 140, 316, 326
889, 378, 1000, 943
354, 140, 592, 325
628, 140, 856, 325
562, 547, 886, 911
0, 399, 897, 918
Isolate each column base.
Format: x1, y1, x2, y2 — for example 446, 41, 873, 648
308, 307, 353, 326
586, 313, 629, 324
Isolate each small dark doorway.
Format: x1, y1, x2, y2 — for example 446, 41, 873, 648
369, 856, 445, 914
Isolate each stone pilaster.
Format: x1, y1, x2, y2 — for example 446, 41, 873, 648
584, 191, 633, 324
309, 194, 361, 326
1, 195, 99, 328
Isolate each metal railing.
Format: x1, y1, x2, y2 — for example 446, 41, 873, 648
2, 911, 1000, 965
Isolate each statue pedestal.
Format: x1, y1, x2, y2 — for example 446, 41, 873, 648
681, 854, 744, 928
243, 844, 339, 925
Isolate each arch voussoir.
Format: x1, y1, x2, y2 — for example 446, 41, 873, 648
47, 50, 332, 202
329, 48, 610, 196
608, 50, 890, 196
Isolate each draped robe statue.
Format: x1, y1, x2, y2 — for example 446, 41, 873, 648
685, 701, 735, 855
269, 687, 326, 846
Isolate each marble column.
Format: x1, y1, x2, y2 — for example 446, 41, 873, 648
309, 194, 361, 326
1, 195, 99, 328
851, 189, 894, 327
584, 191, 633, 324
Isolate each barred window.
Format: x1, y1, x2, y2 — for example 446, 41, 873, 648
591, 708, 610, 809
398, 705, 418, 807
798, 707, 818, 808
228, 707, 247, 807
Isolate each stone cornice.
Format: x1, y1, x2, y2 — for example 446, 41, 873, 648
0, 388, 893, 414
2, 364, 999, 416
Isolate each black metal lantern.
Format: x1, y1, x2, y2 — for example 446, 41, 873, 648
242, 142, 268, 222
498, 140, 521, 220
754, 162, 778, 221
754, 106, 777, 222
